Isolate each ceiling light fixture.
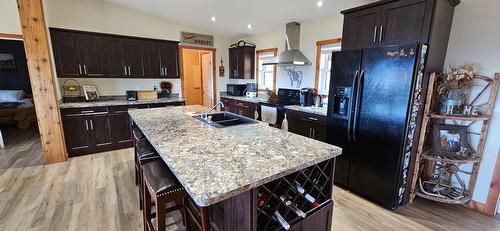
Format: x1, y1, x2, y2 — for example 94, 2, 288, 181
247, 24, 252, 29
211, 16, 216, 22
317, 1, 324, 7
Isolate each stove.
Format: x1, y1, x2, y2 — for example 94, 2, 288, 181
258, 88, 300, 128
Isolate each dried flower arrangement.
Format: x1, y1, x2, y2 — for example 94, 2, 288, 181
437, 65, 475, 95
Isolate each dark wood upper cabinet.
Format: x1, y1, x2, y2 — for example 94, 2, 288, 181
50, 28, 179, 79
341, 0, 459, 50
229, 46, 255, 79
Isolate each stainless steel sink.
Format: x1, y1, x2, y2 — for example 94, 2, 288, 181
192, 112, 257, 128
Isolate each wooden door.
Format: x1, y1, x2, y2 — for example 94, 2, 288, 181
379, 0, 431, 46
121, 38, 144, 77
103, 36, 126, 77
91, 115, 113, 148
201, 52, 213, 107
160, 42, 179, 77
182, 49, 203, 105
143, 41, 162, 77
77, 33, 104, 77
62, 116, 92, 155
51, 30, 82, 77
341, 7, 381, 50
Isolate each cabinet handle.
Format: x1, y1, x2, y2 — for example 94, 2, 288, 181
81, 110, 95, 113
90, 120, 94, 130
308, 117, 318, 121
164, 67, 167, 76
85, 120, 89, 130
128, 66, 131, 76
373, 26, 378, 43
379, 25, 384, 42
83, 64, 87, 75
160, 67, 164, 76
312, 128, 316, 139
124, 66, 127, 76
78, 64, 82, 75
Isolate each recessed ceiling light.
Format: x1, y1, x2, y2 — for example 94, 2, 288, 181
317, 1, 324, 7
247, 24, 252, 29
211, 16, 216, 22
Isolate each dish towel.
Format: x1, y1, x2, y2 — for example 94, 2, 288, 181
261, 105, 277, 125
281, 113, 289, 131
254, 110, 259, 120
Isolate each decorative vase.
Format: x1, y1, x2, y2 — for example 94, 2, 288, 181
440, 89, 464, 114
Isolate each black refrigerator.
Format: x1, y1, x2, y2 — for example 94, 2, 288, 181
327, 43, 427, 210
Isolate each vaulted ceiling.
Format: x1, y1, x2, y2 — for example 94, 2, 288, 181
105, 0, 375, 38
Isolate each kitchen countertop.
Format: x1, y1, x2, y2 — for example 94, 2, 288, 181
59, 96, 185, 109
129, 105, 342, 207
285, 105, 328, 116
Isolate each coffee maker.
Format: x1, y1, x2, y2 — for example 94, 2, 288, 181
246, 83, 257, 98
300, 88, 315, 106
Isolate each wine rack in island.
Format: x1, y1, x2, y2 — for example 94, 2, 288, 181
256, 159, 334, 231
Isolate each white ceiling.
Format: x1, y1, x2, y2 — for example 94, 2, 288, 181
105, 0, 374, 38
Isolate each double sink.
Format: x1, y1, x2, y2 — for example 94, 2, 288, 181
192, 112, 256, 128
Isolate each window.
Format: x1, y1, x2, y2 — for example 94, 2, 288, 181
256, 48, 277, 91
315, 39, 341, 95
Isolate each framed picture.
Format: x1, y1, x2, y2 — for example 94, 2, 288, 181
82, 85, 99, 101
0, 53, 16, 71
432, 124, 472, 158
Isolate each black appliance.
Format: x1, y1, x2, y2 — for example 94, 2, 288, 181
327, 44, 428, 210
258, 88, 301, 128
126, 90, 138, 101
227, 84, 247, 96
300, 88, 315, 106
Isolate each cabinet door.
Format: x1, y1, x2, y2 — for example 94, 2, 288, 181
160, 42, 179, 78
229, 48, 239, 79
103, 36, 126, 77
91, 115, 113, 148
312, 125, 326, 142
341, 7, 381, 50
301, 203, 333, 231
143, 41, 162, 77
110, 112, 133, 145
122, 38, 144, 77
62, 116, 92, 155
78, 33, 104, 77
379, 0, 431, 46
51, 30, 82, 77
241, 47, 255, 79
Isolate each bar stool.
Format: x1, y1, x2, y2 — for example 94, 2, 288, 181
133, 126, 151, 185
142, 159, 187, 231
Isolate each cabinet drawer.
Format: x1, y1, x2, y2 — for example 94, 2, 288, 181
61, 107, 108, 117
221, 97, 235, 106
109, 104, 148, 114
234, 100, 257, 110
286, 109, 326, 125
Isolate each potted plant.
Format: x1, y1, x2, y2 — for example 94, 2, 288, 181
437, 65, 474, 115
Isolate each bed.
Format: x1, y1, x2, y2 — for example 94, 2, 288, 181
0, 90, 37, 129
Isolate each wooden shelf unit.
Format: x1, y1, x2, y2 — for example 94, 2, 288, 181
409, 73, 500, 205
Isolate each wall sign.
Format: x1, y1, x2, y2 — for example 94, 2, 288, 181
181, 32, 213, 47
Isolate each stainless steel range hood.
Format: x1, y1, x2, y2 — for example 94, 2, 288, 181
263, 22, 312, 66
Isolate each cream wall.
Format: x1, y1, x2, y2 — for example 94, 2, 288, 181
0, 0, 21, 35
43, 0, 233, 99
444, 0, 500, 211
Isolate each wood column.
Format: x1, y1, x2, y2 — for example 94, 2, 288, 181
16, 0, 67, 163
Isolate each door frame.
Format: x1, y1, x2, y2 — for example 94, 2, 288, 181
179, 45, 217, 106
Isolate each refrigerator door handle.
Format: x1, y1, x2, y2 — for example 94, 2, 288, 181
352, 70, 365, 142
347, 70, 359, 142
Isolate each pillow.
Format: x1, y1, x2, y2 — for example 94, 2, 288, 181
0, 90, 24, 103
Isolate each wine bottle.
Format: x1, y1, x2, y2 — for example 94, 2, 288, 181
257, 192, 291, 230
294, 182, 320, 207
279, 194, 306, 218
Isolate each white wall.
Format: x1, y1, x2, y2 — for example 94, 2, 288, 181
444, 0, 500, 212
0, 0, 21, 35
43, 0, 233, 98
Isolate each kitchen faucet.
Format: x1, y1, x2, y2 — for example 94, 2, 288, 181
202, 102, 225, 122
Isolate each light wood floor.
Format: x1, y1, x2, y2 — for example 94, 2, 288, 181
0, 148, 498, 231
0, 126, 43, 170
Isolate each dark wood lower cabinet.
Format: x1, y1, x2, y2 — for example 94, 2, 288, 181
61, 101, 184, 157
220, 97, 258, 119
287, 110, 327, 142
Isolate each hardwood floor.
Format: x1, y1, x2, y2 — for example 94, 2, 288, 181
0, 148, 498, 230
0, 126, 43, 169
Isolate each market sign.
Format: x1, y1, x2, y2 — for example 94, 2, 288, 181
181, 32, 214, 47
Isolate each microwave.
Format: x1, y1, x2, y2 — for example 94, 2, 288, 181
227, 84, 247, 96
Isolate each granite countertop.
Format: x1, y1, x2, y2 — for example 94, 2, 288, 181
285, 105, 328, 116
129, 105, 342, 207
220, 95, 269, 104
59, 96, 185, 109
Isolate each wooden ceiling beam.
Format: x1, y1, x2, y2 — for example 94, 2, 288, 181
16, 0, 67, 163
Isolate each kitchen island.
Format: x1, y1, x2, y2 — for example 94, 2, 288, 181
129, 105, 342, 231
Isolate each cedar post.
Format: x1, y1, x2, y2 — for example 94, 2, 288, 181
16, 0, 67, 163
